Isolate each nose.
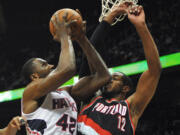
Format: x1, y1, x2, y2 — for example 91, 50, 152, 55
49, 64, 54, 69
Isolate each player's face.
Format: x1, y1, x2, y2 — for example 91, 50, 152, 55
33, 58, 54, 78
105, 72, 124, 93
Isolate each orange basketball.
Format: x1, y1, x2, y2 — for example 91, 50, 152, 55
49, 8, 83, 38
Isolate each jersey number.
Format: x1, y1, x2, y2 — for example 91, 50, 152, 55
117, 115, 126, 132
56, 114, 76, 134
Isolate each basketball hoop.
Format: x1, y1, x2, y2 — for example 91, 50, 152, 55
99, 0, 138, 25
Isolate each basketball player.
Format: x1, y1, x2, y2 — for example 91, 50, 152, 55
0, 116, 25, 135
77, 4, 162, 135
21, 11, 111, 135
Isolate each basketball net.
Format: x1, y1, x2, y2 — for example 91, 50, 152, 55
99, 0, 138, 25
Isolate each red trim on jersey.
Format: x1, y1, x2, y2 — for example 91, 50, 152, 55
105, 98, 119, 103
27, 127, 40, 135
56, 88, 64, 91
78, 115, 112, 135
125, 100, 135, 135
80, 96, 102, 114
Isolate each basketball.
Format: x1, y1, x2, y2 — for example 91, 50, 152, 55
49, 8, 83, 38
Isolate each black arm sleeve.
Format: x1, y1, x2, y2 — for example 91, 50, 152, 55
78, 21, 111, 78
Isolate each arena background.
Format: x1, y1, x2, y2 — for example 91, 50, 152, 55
0, 0, 179, 134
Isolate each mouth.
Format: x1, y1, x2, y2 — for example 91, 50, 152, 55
49, 68, 55, 73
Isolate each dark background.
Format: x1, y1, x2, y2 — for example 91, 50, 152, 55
0, 0, 179, 134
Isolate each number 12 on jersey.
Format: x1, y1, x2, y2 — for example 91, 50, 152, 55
117, 115, 126, 132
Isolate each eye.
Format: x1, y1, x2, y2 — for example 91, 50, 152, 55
42, 62, 47, 67
113, 76, 121, 81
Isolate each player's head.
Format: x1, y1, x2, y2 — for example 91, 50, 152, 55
101, 72, 133, 99
22, 58, 54, 82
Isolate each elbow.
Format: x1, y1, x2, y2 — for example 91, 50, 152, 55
105, 72, 112, 82
61, 64, 76, 77
103, 75, 111, 84
156, 63, 162, 74
99, 68, 112, 83
98, 72, 112, 85
69, 62, 76, 72
149, 59, 162, 75
159, 65, 162, 73
67, 60, 76, 74
151, 64, 162, 76
67, 64, 76, 76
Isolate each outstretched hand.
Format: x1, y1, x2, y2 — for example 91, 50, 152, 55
112, 1, 133, 14
127, 5, 145, 26
103, 1, 133, 24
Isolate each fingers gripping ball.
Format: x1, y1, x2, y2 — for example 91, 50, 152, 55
49, 8, 83, 38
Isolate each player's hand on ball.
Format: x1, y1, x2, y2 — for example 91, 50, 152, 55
75, 9, 86, 33
69, 9, 86, 41
49, 8, 84, 41
51, 12, 72, 41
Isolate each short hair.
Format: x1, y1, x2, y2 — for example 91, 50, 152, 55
119, 72, 134, 90
21, 58, 36, 82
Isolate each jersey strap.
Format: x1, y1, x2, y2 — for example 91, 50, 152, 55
80, 96, 102, 114
125, 100, 135, 135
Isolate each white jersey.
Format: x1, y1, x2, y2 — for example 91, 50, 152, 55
22, 90, 78, 135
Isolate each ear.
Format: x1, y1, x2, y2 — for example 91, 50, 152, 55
30, 73, 39, 81
122, 85, 130, 93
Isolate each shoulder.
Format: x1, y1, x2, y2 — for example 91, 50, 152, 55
23, 79, 43, 99
23, 80, 40, 93
89, 95, 102, 103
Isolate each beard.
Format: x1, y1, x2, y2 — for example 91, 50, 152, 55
101, 86, 123, 99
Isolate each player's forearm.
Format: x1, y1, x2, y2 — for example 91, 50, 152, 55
89, 21, 110, 68
78, 36, 110, 77
33, 36, 76, 98
56, 35, 76, 74
90, 21, 111, 49
79, 21, 111, 78
88, 21, 111, 74
135, 23, 162, 74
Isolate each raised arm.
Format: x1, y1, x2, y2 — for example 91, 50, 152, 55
68, 24, 111, 102
78, 21, 111, 78
79, 3, 132, 78
24, 13, 76, 100
127, 6, 162, 125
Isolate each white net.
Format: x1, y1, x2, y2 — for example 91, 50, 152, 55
99, 0, 138, 25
